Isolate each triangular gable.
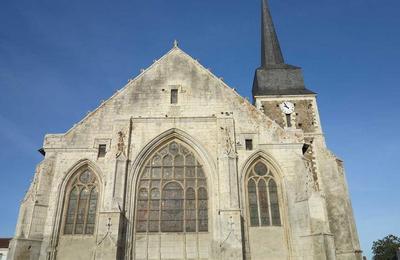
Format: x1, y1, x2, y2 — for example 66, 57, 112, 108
64, 46, 288, 138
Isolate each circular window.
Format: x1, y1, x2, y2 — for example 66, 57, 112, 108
79, 171, 93, 184
254, 162, 268, 176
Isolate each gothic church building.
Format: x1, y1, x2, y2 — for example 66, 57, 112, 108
9, 1, 362, 259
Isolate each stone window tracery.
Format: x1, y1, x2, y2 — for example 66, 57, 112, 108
135, 141, 208, 233
247, 161, 281, 227
64, 169, 99, 235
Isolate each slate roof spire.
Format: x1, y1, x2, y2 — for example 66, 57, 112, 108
252, 0, 314, 97
261, 0, 284, 66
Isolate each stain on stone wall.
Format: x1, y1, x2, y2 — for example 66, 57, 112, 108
262, 100, 316, 133
294, 100, 316, 133
261, 101, 285, 128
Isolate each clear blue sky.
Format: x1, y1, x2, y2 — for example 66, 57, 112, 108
1, 0, 399, 258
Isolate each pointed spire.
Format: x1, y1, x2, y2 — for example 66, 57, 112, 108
252, 0, 313, 97
261, 0, 284, 67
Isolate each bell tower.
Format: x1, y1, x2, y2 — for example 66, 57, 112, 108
253, 0, 323, 139
252, 2, 363, 259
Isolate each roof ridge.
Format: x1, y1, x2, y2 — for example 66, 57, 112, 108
65, 46, 181, 135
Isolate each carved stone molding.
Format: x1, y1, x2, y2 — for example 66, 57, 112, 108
116, 130, 127, 158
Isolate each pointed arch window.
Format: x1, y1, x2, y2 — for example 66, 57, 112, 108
135, 141, 208, 233
247, 161, 281, 227
64, 170, 99, 235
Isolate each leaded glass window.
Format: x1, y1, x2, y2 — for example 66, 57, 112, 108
135, 141, 208, 233
64, 170, 99, 235
247, 161, 281, 227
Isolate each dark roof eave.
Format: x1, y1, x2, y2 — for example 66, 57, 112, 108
254, 88, 316, 96
38, 148, 46, 156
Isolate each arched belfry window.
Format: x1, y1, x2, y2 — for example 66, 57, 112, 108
135, 141, 208, 233
247, 161, 281, 227
64, 169, 99, 235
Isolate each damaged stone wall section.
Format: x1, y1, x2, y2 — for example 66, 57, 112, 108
303, 137, 320, 192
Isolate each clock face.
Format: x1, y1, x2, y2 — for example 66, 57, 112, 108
280, 101, 295, 114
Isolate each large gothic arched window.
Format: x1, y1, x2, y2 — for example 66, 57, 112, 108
135, 141, 208, 233
64, 169, 99, 235
247, 161, 281, 227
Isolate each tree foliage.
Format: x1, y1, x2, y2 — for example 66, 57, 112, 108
372, 234, 400, 260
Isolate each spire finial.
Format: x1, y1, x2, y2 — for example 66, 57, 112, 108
261, 0, 284, 67
173, 39, 179, 48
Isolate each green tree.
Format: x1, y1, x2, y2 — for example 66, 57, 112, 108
372, 234, 400, 260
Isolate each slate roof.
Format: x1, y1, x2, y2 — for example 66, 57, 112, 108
253, 0, 315, 97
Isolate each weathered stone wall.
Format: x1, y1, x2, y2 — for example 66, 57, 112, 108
9, 48, 360, 260
293, 100, 316, 133
317, 147, 362, 260
261, 101, 286, 128
255, 93, 361, 259
260, 97, 319, 133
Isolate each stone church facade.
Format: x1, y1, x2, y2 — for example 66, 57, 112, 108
8, 1, 362, 259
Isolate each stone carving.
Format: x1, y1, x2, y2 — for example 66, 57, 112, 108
222, 127, 236, 156
312, 168, 320, 192
116, 130, 126, 158
96, 218, 117, 248
173, 39, 179, 48
220, 215, 241, 248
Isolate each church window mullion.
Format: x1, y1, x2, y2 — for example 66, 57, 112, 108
65, 186, 78, 234
147, 163, 154, 233
266, 178, 273, 226
147, 166, 151, 233
157, 188, 161, 233
269, 179, 281, 226
148, 187, 153, 233
183, 187, 187, 232
136, 188, 149, 233
248, 178, 259, 226
185, 187, 196, 232
149, 188, 160, 232
195, 185, 198, 232
75, 188, 89, 234
197, 187, 208, 232
195, 185, 199, 232
255, 179, 262, 226
82, 186, 91, 234
258, 179, 270, 226
86, 187, 98, 234
193, 166, 197, 233
72, 186, 81, 234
